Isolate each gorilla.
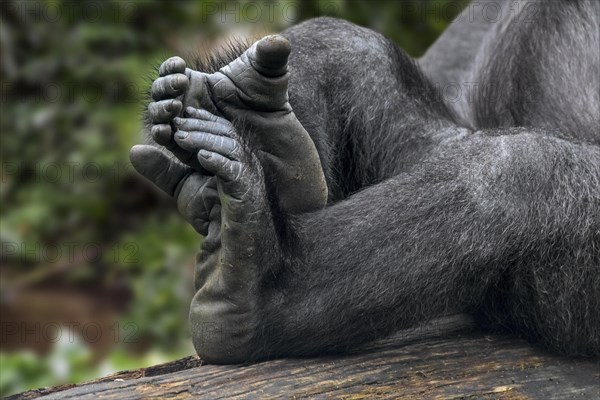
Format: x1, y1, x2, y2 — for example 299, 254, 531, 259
130, 0, 600, 363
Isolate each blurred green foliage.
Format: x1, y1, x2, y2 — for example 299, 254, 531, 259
0, 0, 464, 396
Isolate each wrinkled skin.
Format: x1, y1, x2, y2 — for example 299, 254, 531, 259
131, 0, 600, 363
140, 35, 327, 215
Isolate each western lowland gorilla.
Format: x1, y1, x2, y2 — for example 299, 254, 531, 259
130, 0, 600, 363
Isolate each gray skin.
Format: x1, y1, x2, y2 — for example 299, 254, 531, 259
131, 35, 329, 362
142, 35, 327, 215
131, 0, 600, 363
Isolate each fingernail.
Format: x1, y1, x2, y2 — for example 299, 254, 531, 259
173, 117, 182, 125
176, 130, 188, 139
199, 150, 211, 159
168, 99, 179, 111
174, 74, 187, 86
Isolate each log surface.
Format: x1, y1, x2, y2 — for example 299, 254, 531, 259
10, 320, 599, 399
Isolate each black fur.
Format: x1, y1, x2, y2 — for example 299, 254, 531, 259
143, 0, 599, 361
189, 37, 254, 74
235, 2, 598, 358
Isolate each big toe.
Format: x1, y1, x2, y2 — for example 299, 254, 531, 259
252, 35, 291, 77
130, 144, 189, 196
159, 56, 187, 77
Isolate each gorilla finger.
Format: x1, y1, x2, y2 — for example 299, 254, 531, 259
176, 172, 214, 234
161, 139, 206, 173
184, 106, 229, 125
209, 204, 221, 222
148, 99, 182, 123
197, 180, 219, 219
198, 150, 243, 182
173, 116, 233, 136
151, 74, 189, 100
175, 130, 239, 159
194, 220, 209, 236
151, 124, 173, 145
129, 145, 191, 197
159, 56, 186, 77
147, 126, 205, 173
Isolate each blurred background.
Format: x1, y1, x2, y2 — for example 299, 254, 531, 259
0, 0, 466, 396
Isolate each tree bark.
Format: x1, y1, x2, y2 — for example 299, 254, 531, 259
9, 316, 599, 399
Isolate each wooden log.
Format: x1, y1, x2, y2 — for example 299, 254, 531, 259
9, 317, 599, 399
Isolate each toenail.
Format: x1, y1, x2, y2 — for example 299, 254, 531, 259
171, 76, 183, 89
176, 130, 189, 139
199, 150, 211, 159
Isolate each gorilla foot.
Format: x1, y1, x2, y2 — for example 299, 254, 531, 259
132, 105, 279, 363
171, 108, 273, 363
150, 35, 328, 214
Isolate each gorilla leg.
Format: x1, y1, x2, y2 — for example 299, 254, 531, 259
136, 125, 600, 363
419, 0, 501, 89
249, 1, 600, 358
418, 0, 507, 121
249, 131, 600, 359
133, 4, 600, 363
421, 0, 600, 139
282, 18, 467, 197
469, 0, 600, 143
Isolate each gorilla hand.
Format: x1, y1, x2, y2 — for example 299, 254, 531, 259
129, 145, 218, 238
